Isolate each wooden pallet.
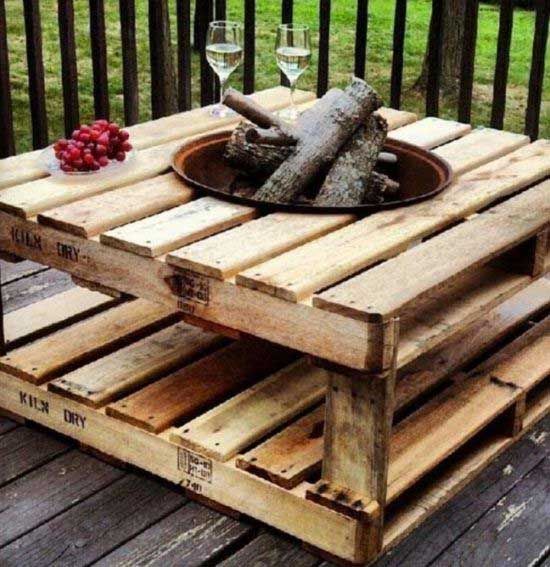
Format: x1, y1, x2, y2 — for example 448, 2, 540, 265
1, 88, 549, 564
0, 282, 548, 565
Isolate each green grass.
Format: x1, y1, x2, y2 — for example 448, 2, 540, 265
5, 0, 549, 153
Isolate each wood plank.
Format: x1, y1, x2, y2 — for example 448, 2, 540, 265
0, 87, 315, 192
166, 108, 415, 280
237, 404, 325, 489
0, 474, 186, 566
0, 211, 372, 370
106, 340, 296, 433
0, 417, 17, 435
94, 501, 253, 567
171, 359, 328, 460
315, 181, 549, 321
0, 427, 68, 486
396, 278, 550, 410
0, 450, 123, 547
432, 459, 549, 566
382, 414, 549, 561
37, 172, 194, 238
4, 286, 116, 349
100, 197, 257, 257
0, 300, 179, 383
0, 258, 45, 284
432, 127, 528, 176
0, 372, 360, 564
49, 322, 224, 407
388, 117, 471, 148
237, 137, 542, 304
167, 212, 354, 280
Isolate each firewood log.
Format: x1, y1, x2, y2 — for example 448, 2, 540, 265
315, 113, 388, 206
254, 78, 383, 203
364, 172, 400, 204
224, 122, 294, 179
245, 127, 297, 146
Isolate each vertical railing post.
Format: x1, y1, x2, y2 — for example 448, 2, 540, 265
243, 0, 256, 95
280, 0, 293, 86
23, 0, 48, 149
149, 0, 178, 118
525, 0, 549, 140
457, 0, 479, 124
198, 0, 215, 106
390, 0, 407, 110
317, 0, 331, 97
0, 0, 15, 157
58, 0, 80, 136
425, 0, 443, 117
89, 0, 110, 120
119, 0, 139, 125
354, 0, 369, 79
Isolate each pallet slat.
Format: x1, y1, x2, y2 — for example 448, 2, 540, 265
236, 137, 540, 304
106, 340, 296, 433
171, 359, 328, 460
100, 197, 257, 257
315, 180, 549, 321
0, 300, 178, 383
48, 322, 224, 407
3, 286, 116, 349
388, 117, 471, 148
37, 173, 194, 238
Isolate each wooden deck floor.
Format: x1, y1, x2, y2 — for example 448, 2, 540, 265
1, 260, 549, 567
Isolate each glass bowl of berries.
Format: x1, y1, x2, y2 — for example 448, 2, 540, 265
41, 119, 135, 176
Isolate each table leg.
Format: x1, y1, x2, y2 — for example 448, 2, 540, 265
307, 318, 399, 563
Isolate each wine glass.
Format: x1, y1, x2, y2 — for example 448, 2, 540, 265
275, 24, 312, 122
206, 21, 244, 117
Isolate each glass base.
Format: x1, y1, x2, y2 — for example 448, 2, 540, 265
277, 105, 300, 123
209, 104, 236, 118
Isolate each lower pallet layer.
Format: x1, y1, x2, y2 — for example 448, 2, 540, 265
1, 369, 548, 564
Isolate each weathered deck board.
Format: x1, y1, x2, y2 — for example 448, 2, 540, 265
0, 450, 123, 547
95, 501, 254, 567
0, 474, 186, 566
0, 427, 68, 486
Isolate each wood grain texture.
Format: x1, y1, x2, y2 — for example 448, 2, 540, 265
38, 173, 194, 237
0, 450, 123, 547
0, 299, 178, 383
95, 501, 253, 567
4, 286, 115, 349
49, 322, 223, 407
171, 359, 327, 460
315, 180, 549, 321
235, 129, 536, 304
106, 340, 296, 432
0, 427, 68, 486
388, 117, 471, 148
100, 197, 257, 257
0, 474, 185, 566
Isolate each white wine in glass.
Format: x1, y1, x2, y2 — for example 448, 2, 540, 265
206, 21, 244, 117
276, 24, 311, 122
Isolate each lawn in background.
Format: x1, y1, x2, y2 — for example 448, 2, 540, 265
5, 0, 549, 153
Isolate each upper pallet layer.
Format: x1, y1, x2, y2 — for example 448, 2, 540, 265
0, 88, 548, 370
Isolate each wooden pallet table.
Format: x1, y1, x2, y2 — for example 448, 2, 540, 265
0, 89, 549, 565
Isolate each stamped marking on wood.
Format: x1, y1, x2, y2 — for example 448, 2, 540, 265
63, 408, 87, 429
19, 390, 49, 414
177, 447, 213, 492
167, 271, 210, 312
11, 226, 42, 251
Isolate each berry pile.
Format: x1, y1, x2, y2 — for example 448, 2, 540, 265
53, 119, 132, 173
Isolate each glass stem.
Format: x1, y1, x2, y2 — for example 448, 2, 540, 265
219, 76, 227, 107
289, 79, 297, 114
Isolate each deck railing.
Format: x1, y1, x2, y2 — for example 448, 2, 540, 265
0, 0, 548, 158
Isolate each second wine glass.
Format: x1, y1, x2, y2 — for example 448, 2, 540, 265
206, 21, 244, 117
276, 24, 312, 122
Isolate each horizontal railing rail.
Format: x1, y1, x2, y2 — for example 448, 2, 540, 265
0, 0, 547, 158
